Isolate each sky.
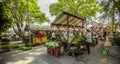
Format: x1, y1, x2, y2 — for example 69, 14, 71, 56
37, 0, 58, 26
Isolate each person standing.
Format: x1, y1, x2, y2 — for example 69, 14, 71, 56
38, 31, 43, 44
51, 31, 56, 41
85, 29, 92, 54
103, 30, 107, 41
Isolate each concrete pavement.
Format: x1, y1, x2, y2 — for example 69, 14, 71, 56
0, 41, 119, 64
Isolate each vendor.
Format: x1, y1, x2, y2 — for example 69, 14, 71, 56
51, 31, 56, 41
38, 31, 43, 43
85, 29, 92, 54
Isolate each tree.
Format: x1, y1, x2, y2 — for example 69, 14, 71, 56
2, 0, 49, 38
0, 2, 12, 39
49, 0, 100, 19
99, 0, 120, 32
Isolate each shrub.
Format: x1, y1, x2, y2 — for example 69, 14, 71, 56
19, 45, 32, 51
0, 45, 10, 53
22, 36, 29, 44
9, 43, 19, 49
0, 42, 10, 45
1, 38, 10, 45
75, 35, 86, 43
0, 46, 2, 49
2, 34, 9, 37
1, 45, 10, 50
32, 43, 40, 47
112, 36, 120, 46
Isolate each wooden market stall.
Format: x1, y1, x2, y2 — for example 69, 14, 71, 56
51, 12, 86, 60
31, 26, 52, 44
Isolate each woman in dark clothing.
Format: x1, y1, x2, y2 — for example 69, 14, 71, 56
103, 30, 107, 41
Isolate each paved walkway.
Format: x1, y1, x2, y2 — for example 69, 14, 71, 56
0, 41, 120, 64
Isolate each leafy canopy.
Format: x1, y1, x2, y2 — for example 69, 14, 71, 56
49, 0, 100, 19
0, 2, 12, 33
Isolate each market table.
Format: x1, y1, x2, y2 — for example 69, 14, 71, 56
51, 12, 86, 60
33, 37, 47, 44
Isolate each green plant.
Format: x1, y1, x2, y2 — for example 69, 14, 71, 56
45, 41, 59, 48
0, 46, 2, 49
1, 38, 10, 45
111, 36, 120, 46
0, 42, 10, 45
2, 34, 10, 37
9, 43, 19, 49
32, 43, 40, 47
19, 45, 32, 51
75, 35, 86, 43
22, 36, 29, 45
1, 45, 10, 50
70, 46, 77, 51
0, 45, 10, 53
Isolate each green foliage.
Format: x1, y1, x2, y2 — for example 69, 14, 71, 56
19, 45, 32, 51
75, 35, 86, 43
1, 38, 10, 45
0, 45, 10, 50
32, 43, 40, 47
9, 43, 19, 49
2, 0, 49, 37
2, 34, 10, 37
45, 41, 59, 48
0, 43, 19, 49
99, 0, 120, 20
22, 36, 29, 43
0, 2, 12, 34
3, 0, 49, 24
0, 45, 10, 53
0, 42, 10, 45
49, 0, 100, 19
111, 35, 120, 46
70, 46, 77, 50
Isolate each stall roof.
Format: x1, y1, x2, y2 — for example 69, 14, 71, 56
51, 12, 86, 28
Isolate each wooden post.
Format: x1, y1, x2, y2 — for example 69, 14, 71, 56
57, 25, 67, 42
67, 15, 69, 43
82, 19, 84, 35
72, 26, 78, 36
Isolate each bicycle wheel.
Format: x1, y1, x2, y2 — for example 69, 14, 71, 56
108, 46, 120, 58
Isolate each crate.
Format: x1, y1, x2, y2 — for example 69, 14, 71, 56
54, 48, 61, 57
47, 48, 54, 55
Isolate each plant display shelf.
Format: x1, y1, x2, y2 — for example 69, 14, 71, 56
51, 12, 86, 60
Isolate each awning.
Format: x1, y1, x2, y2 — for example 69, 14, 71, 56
51, 12, 86, 28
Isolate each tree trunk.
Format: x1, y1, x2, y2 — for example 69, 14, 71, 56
13, 27, 17, 35
0, 31, 2, 41
11, 10, 24, 39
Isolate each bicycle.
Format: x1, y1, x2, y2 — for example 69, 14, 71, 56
107, 45, 120, 58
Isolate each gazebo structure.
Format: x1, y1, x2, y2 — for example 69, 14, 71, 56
51, 12, 86, 42
51, 12, 86, 60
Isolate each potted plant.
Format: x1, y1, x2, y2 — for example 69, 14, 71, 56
45, 41, 61, 56
75, 35, 86, 43
111, 36, 120, 46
